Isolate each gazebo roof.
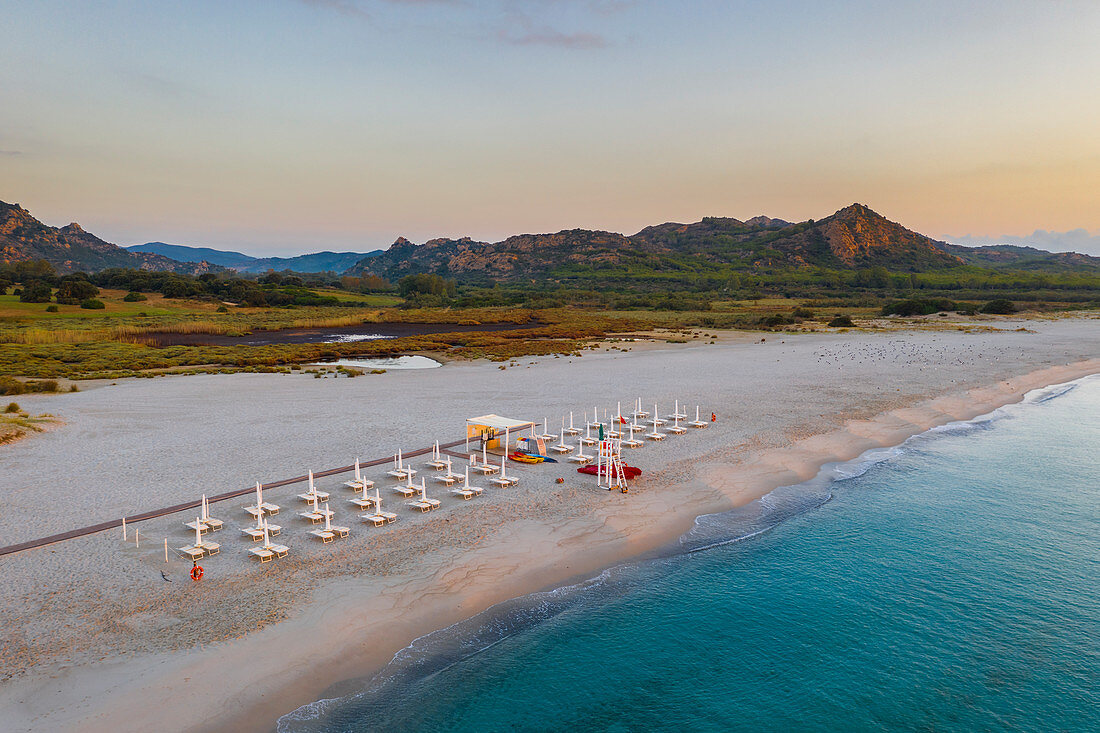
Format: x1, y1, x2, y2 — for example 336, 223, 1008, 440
466, 414, 535, 430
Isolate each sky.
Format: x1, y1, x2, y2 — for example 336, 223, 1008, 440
2, 0, 1099, 257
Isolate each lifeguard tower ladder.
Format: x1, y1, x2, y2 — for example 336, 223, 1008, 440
596, 438, 629, 493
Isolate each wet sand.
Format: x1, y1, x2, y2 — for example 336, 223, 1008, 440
0, 317, 1097, 732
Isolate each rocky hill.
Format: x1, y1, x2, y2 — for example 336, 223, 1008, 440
0, 201, 220, 275
345, 204, 963, 281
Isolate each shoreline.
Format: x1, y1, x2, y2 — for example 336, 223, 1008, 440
268, 359, 1100, 731
9, 356, 1095, 733
1, 322, 1097, 733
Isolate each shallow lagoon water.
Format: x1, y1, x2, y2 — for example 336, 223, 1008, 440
281, 375, 1100, 732
316, 355, 442, 370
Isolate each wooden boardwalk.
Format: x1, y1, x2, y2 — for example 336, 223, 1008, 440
0, 436, 473, 558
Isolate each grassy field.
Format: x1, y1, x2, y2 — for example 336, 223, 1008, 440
0, 283, 628, 378
0, 289, 1073, 380
309, 288, 403, 306
0, 291, 207, 319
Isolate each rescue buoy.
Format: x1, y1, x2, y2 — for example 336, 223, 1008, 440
191, 565, 204, 582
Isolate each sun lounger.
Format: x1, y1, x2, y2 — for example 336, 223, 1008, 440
178, 545, 205, 561
249, 547, 275, 563
298, 509, 324, 524
185, 519, 211, 534
310, 529, 335, 543
667, 424, 687, 434
451, 487, 476, 500
434, 473, 457, 485
348, 495, 376, 510
407, 499, 434, 512
329, 524, 350, 538
241, 526, 265, 541
645, 430, 667, 441
244, 502, 281, 519
361, 508, 398, 525
202, 517, 224, 531
197, 540, 220, 556
343, 478, 374, 491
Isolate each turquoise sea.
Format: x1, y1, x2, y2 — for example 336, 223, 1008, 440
282, 376, 1100, 732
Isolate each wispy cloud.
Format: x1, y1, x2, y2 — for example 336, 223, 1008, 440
292, 0, 625, 48
498, 26, 609, 48
0, 150, 22, 156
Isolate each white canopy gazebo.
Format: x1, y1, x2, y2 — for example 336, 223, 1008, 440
465, 414, 536, 453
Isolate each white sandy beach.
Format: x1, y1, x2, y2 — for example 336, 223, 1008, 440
0, 317, 1097, 732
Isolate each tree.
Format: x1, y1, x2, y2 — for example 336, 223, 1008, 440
399, 273, 456, 298
55, 276, 99, 304
19, 280, 53, 303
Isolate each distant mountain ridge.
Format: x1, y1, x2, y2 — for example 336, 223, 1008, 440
345, 204, 966, 281
127, 242, 383, 274
0, 201, 220, 275
7, 197, 1100, 280
934, 242, 1100, 273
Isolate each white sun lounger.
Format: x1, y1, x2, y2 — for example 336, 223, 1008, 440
310, 529, 335, 543
184, 519, 211, 534
244, 501, 281, 519
688, 405, 708, 428
424, 442, 446, 470
343, 459, 375, 490
298, 497, 325, 523
361, 509, 397, 526
249, 547, 275, 563
178, 545, 205, 561
452, 467, 483, 499
348, 494, 376, 510
197, 540, 220, 556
